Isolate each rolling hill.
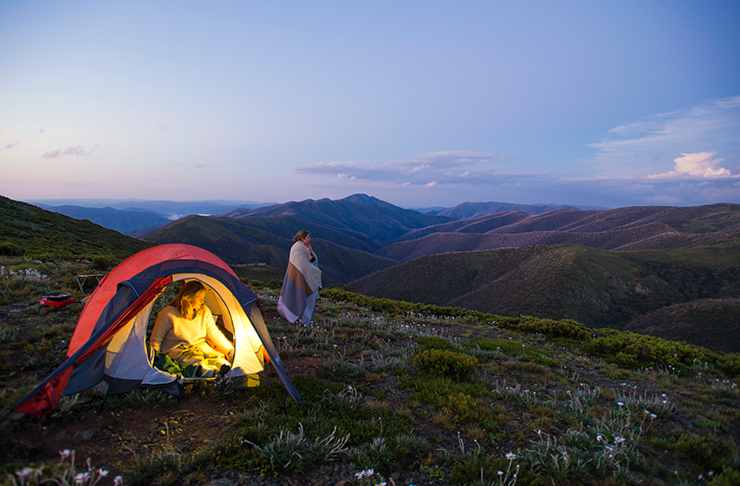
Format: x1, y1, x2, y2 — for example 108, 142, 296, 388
221, 193, 455, 246
4, 193, 740, 352
33, 204, 171, 234
0, 196, 154, 262
142, 214, 397, 284
378, 203, 740, 261
350, 238, 740, 350
625, 298, 740, 353
423, 200, 576, 219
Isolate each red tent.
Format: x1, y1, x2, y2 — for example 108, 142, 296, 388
12, 244, 303, 419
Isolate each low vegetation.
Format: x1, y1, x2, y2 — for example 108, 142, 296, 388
0, 196, 153, 263
2, 263, 739, 485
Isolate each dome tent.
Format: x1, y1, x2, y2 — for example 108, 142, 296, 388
11, 244, 303, 419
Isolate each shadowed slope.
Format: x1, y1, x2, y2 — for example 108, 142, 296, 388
626, 299, 740, 353
221, 193, 454, 246
353, 237, 740, 334
143, 215, 397, 284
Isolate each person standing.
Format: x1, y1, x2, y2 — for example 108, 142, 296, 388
278, 230, 322, 327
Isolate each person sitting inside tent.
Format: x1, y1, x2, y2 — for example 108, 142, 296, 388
150, 280, 234, 377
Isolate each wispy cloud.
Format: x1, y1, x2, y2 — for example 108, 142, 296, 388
294, 151, 499, 187
5, 129, 45, 149
41, 149, 62, 159
42, 145, 99, 158
589, 96, 740, 177
292, 97, 740, 206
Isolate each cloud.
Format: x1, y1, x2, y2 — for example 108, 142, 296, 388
42, 145, 99, 158
294, 151, 498, 187
38, 129, 45, 135
648, 152, 737, 179
290, 98, 740, 207
5, 139, 20, 149
42, 149, 62, 158
589, 96, 740, 177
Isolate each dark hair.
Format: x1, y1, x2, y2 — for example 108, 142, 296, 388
293, 230, 310, 243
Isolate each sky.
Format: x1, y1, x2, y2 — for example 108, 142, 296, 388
1, 1, 739, 210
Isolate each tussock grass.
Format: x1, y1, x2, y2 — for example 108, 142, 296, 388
4, 275, 740, 485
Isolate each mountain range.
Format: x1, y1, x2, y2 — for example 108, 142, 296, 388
6, 193, 740, 352
28, 197, 576, 236
28, 199, 273, 234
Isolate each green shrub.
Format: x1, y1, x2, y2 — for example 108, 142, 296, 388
583, 329, 717, 371
709, 468, 740, 486
509, 316, 591, 341
675, 433, 733, 470
91, 255, 117, 271
716, 353, 740, 378
319, 287, 498, 322
414, 349, 478, 380
0, 241, 22, 256
470, 338, 526, 356
416, 336, 455, 351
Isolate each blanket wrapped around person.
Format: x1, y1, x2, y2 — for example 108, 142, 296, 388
278, 231, 322, 327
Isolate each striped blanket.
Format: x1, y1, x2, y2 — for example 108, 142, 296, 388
278, 241, 322, 324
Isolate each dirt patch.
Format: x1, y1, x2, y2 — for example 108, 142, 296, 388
3, 396, 232, 479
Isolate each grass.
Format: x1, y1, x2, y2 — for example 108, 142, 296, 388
2, 267, 740, 485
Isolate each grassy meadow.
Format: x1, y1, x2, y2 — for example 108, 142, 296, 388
1, 254, 740, 486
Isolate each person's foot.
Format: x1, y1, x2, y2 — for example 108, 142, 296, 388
219, 364, 231, 377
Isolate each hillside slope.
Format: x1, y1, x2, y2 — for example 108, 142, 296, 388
222, 193, 454, 246
143, 214, 397, 284
352, 238, 740, 345
380, 203, 740, 261
424, 201, 575, 219
625, 298, 740, 353
0, 196, 154, 261
35, 204, 171, 234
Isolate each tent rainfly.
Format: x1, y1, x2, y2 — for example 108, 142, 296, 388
11, 244, 304, 419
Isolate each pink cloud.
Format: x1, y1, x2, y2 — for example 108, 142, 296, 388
648, 151, 737, 179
